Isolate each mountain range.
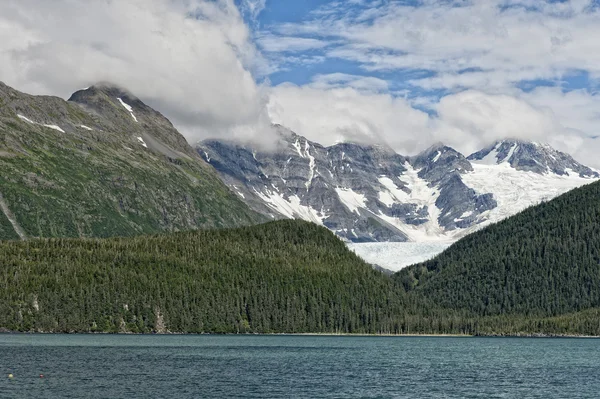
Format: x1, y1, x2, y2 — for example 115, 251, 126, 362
198, 127, 598, 243
1, 80, 597, 248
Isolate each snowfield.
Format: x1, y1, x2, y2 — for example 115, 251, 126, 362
348, 242, 452, 272
462, 162, 597, 231
348, 163, 597, 271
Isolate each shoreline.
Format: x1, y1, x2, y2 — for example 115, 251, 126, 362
1, 330, 599, 338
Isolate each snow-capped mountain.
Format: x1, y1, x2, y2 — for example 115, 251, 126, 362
198, 128, 598, 243
468, 140, 598, 177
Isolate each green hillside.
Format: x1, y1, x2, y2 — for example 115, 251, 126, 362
1, 215, 600, 336
396, 180, 600, 318
0, 220, 420, 334
0, 82, 264, 240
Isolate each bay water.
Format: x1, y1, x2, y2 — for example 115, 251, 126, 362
1, 334, 599, 398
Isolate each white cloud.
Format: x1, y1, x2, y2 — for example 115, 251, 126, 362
521, 87, 600, 140
0, 0, 274, 144
520, 87, 600, 163
240, 0, 267, 20
268, 83, 433, 154
434, 90, 562, 154
268, 82, 600, 168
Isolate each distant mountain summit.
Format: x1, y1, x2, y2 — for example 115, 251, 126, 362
198, 129, 598, 243
468, 139, 598, 178
68, 84, 194, 158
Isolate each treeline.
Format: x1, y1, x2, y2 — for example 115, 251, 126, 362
0, 220, 440, 334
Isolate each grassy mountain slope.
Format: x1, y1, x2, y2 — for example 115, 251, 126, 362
0, 82, 264, 240
396, 180, 600, 318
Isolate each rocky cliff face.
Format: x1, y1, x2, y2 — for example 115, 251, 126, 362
0, 82, 264, 240
198, 128, 598, 243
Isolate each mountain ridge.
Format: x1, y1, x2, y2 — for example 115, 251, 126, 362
0, 81, 265, 240
198, 127, 598, 243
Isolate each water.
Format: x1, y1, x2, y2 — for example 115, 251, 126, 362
1, 335, 599, 398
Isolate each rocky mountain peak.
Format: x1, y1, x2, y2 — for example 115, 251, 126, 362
411, 143, 473, 184
468, 139, 598, 178
68, 84, 144, 119
68, 84, 195, 158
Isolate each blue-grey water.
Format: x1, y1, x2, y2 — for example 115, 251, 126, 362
1, 335, 599, 398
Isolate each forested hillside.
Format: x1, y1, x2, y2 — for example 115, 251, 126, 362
8, 220, 519, 335
396, 180, 600, 318
0, 220, 436, 334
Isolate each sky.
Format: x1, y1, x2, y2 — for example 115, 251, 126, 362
1, 0, 600, 167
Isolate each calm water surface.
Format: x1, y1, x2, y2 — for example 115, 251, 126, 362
0, 334, 599, 398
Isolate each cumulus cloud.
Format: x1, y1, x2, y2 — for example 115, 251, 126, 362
268, 83, 433, 154
268, 83, 600, 168
0, 0, 274, 144
434, 90, 562, 154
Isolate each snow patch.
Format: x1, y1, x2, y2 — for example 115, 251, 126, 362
118, 98, 138, 122
80, 125, 93, 131
137, 137, 148, 148
377, 177, 409, 207
432, 151, 441, 163
292, 139, 304, 158
17, 114, 35, 124
43, 124, 65, 133
335, 188, 367, 214
17, 114, 65, 133
454, 210, 474, 222
501, 143, 518, 163
305, 142, 316, 190
254, 190, 326, 224
475, 142, 502, 165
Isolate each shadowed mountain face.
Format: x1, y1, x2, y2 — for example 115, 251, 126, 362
198, 128, 598, 243
0, 82, 264, 240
